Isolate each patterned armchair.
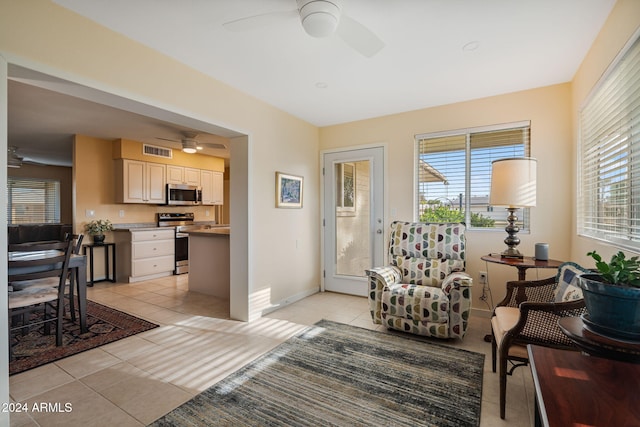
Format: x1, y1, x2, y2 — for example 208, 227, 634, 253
366, 221, 472, 339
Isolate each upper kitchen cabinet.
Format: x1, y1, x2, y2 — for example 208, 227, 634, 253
115, 159, 166, 204
201, 170, 224, 205
166, 165, 201, 186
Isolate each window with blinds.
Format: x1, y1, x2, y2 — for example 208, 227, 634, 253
578, 33, 640, 250
7, 178, 61, 224
416, 122, 531, 229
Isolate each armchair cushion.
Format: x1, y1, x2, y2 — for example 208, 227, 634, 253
389, 221, 465, 261
553, 262, 591, 303
393, 256, 464, 287
382, 283, 449, 323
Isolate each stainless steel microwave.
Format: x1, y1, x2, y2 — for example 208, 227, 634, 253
166, 183, 200, 205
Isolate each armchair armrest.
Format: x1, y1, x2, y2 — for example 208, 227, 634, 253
441, 272, 473, 339
495, 276, 557, 310
365, 266, 401, 288
504, 299, 586, 349
365, 266, 401, 324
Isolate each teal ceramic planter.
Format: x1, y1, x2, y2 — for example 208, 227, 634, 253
578, 273, 640, 340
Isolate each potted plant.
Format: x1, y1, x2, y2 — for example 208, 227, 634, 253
84, 219, 114, 244
578, 250, 640, 340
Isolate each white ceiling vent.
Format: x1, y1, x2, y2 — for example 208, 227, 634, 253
143, 144, 173, 159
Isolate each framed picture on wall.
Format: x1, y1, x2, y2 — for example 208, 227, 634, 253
276, 172, 303, 208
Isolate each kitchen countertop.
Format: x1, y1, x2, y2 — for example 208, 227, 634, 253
113, 222, 228, 232
186, 227, 230, 236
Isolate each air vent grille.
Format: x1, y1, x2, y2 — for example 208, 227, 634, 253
143, 144, 173, 159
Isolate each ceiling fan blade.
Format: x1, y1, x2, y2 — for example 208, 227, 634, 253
223, 10, 298, 32
22, 158, 48, 166
336, 14, 385, 58
201, 142, 227, 150
156, 136, 180, 143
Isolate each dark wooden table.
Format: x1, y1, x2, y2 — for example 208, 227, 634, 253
8, 250, 88, 333
528, 344, 640, 427
82, 242, 116, 286
481, 254, 564, 280
558, 316, 640, 364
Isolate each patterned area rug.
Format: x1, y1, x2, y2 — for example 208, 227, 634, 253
151, 319, 484, 427
10, 300, 159, 375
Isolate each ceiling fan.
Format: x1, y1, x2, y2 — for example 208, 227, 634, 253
223, 0, 385, 58
156, 132, 227, 154
7, 146, 46, 168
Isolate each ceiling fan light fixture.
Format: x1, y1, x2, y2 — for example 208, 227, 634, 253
182, 138, 198, 154
297, 0, 341, 38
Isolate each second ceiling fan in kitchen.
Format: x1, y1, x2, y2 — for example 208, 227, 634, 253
157, 131, 227, 154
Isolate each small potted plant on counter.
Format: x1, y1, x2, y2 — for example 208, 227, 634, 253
578, 250, 640, 340
85, 219, 114, 245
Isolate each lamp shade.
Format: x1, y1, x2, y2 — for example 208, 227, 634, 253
489, 157, 537, 208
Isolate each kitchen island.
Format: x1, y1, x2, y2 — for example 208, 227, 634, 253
187, 227, 230, 298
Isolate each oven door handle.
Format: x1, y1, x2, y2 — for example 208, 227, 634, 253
176, 232, 189, 238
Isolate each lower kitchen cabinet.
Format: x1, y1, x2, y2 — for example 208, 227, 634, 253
114, 228, 175, 283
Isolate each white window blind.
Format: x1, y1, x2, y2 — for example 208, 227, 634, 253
416, 122, 530, 229
7, 178, 61, 224
578, 32, 640, 250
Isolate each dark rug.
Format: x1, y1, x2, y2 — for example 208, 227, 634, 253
10, 300, 159, 375
151, 319, 484, 427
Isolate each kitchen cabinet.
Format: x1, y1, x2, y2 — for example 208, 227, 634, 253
166, 165, 201, 186
200, 170, 224, 205
114, 228, 175, 283
115, 159, 166, 204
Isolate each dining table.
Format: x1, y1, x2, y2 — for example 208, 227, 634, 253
8, 248, 88, 334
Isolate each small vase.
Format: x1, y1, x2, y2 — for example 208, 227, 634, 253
93, 234, 106, 245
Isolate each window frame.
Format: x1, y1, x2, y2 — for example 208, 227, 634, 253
415, 120, 532, 230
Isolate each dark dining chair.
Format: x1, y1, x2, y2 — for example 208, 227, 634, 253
66, 234, 84, 321
8, 236, 74, 358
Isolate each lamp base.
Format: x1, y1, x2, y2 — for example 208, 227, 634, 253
500, 248, 524, 259
501, 207, 524, 259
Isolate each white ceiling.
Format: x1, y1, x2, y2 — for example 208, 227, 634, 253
9, 0, 616, 165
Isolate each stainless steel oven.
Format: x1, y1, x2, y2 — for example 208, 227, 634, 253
157, 212, 194, 275
174, 231, 189, 274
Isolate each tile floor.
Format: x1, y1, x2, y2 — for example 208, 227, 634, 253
9, 275, 535, 426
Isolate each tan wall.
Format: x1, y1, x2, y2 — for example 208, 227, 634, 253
1, 0, 320, 314
113, 139, 225, 171
8, 163, 73, 224
570, 0, 640, 264
320, 83, 574, 314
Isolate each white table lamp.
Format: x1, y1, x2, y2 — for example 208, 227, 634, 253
489, 157, 537, 259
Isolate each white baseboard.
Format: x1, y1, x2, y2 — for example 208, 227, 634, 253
260, 286, 320, 316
